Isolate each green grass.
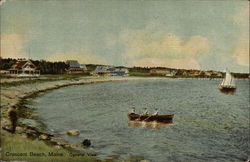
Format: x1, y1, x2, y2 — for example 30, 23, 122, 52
1, 79, 56, 87
128, 72, 151, 77
1, 73, 91, 88
1, 134, 100, 162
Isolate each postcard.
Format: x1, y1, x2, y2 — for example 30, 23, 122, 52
0, 0, 249, 162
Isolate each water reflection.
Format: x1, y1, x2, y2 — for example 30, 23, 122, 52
128, 121, 172, 129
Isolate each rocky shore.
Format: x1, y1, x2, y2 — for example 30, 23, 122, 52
1, 76, 162, 161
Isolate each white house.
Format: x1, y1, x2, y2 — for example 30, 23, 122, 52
9, 59, 40, 77
92, 66, 129, 76
91, 66, 113, 76
111, 67, 129, 76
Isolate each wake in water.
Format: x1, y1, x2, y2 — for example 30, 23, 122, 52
128, 121, 172, 129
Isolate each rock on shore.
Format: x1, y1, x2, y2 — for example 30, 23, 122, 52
67, 129, 80, 136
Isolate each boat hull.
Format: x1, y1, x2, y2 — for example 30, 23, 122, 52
219, 86, 236, 93
127, 113, 174, 123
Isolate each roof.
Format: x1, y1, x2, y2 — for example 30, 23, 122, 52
10, 60, 37, 70
94, 66, 113, 72
66, 60, 80, 68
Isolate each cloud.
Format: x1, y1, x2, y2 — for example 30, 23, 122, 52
232, 38, 249, 66
231, 6, 249, 67
120, 28, 211, 69
1, 33, 27, 58
0, 0, 6, 6
48, 49, 108, 65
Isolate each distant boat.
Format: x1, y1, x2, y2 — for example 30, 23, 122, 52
127, 113, 174, 123
219, 69, 236, 92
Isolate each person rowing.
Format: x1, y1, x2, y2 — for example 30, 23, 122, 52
130, 107, 136, 114
152, 108, 159, 116
141, 107, 148, 115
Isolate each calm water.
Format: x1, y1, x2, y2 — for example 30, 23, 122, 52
30, 79, 249, 162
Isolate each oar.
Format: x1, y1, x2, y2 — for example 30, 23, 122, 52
144, 115, 152, 121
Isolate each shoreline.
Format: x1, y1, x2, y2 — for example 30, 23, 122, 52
1, 75, 249, 131
1, 76, 249, 161
1, 76, 171, 161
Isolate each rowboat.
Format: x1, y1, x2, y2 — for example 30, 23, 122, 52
127, 113, 174, 123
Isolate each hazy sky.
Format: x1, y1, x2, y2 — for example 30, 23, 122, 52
1, 0, 249, 72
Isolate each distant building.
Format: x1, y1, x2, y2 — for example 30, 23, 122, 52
182, 71, 188, 76
166, 70, 177, 77
91, 65, 112, 76
91, 66, 129, 76
187, 70, 200, 76
9, 59, 40, 77
66, 60, 85, 73
110, 67, 129, 76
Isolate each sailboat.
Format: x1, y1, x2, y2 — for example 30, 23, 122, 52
219, 69, 236, 92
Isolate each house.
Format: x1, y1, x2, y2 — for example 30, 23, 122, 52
187, 70, 201, 76
9, 59, 40, 77
66, 60, 85, 73
91, 66, 129, 76
110, 67, 129, 76
91, 65, 113, 76
166, 70, 177, 77
175, 70, 183, 76
182, 71, 188, 76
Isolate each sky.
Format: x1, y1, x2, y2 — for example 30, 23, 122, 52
1, 0, 249, 72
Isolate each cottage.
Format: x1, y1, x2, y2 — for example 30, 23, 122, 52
91, 66, 129, 76
66, 60, 85, 73
9, 59, 40, 77
91, 66, 113, 76
166, 70, 177, 77
111, 67, 129, 76
187, 70, 201, 76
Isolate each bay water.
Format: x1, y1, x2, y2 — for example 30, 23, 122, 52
29, 79, 249, 162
